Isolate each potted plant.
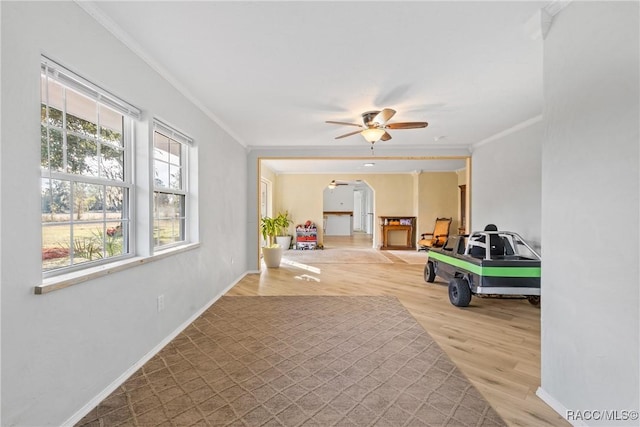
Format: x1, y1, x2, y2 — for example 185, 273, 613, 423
260, 216, 283, 268
275, 210, 293, 250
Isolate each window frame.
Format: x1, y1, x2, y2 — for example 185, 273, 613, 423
152, 119, 193, 251
40, 56, 140, 278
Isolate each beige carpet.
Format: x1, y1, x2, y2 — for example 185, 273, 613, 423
77, 296, 505, 427
282, 248, 392, 264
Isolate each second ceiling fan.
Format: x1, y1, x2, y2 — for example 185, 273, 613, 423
326, 108, 428, 146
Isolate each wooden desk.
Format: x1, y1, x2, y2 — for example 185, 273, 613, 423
379, 216, 416, 250
381, 225, 413, 249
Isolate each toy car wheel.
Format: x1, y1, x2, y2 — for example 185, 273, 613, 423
527, 296, 540, 307
448, 278, 472, 307
424, 261, 436, 283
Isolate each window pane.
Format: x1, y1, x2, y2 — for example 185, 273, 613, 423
43, 106, 64, 129
66, 89, 97, 138
99, 105, 123, 146
67, 135, 99, 176
73, 182, 103, 221
41, 127, 64, 171
154, 159, 170, 188
42, 76, 64, 112
41, 179, 70, 222
169, 164, 182, 190
71, 223, 104, 264
40, 124, 49, 169
154, 192, 185, 246
154, 131, 183, 190
154, 133, 170, 161
154, 219, 184, 246
169, 140, 181, 165
101, 144, 124, 181
105, 221, 126, 257
154, 192, 181, 218
42, 223, 71, 270
105, 186, 125, 219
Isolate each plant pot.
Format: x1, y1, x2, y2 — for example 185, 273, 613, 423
262, 246, 283, 268
276, 235, 292, 250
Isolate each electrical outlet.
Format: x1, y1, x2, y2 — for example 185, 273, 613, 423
157, 294, 165, 312
231, 257, 234, 265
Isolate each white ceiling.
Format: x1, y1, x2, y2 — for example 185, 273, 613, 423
83, 1, 546, 173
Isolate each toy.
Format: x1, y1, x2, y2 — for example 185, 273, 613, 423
424, 228, 541, 307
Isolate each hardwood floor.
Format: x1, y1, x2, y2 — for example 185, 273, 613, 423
228, 235, 568, 427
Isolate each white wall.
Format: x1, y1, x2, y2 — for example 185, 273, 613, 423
540, 2, 639, 425
323, 186, 354, 236
323, 185, 355, 211
471, 119, 543, 250
1, 2, 247, 425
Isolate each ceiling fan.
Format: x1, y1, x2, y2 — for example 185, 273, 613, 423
327, 179, 349, 189
326, 108, 428, 148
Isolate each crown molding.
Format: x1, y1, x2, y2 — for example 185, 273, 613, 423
525, 1, 573, 40
74, 1, 247, 147
246, 143, 472, 154
470, 115, 543, 152
544, 0, 573, 18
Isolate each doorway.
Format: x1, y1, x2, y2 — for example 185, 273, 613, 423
322, 181, 373, 249
260, 178, 272, 247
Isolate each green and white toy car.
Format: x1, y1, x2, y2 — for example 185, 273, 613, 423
424, 227, 541, 307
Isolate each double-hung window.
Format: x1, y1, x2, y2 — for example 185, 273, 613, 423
152, 121, 192, 249
40, 57, 140, 274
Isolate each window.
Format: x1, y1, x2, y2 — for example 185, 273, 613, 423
153, 121, 192, 249
40, 57, 140, 274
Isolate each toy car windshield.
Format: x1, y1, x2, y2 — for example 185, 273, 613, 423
424, 231, 541, 307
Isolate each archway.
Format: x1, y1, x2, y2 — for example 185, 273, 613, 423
322, 180, 374, 249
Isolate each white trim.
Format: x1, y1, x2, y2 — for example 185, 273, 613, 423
41, 56, 141, 119
62, 271, 249, 426
0, 2, 3, 422
470, 115, 543, 151
75, 1, 246, 147
536, 387, 584, 426
36, 243, 200, 294
152, 123, 191, 250
154, 118, 194, 146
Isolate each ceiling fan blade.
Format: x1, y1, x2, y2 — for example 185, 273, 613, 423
371, 108, 396, 126
385, 121, 429, 129
380, 132, 392, 141
334, 130, 362, 139
325, 120, 363, 128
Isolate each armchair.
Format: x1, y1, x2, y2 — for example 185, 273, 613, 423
418, 217, 452, 251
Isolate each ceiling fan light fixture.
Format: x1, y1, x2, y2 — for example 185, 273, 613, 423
361, 128, 386, 143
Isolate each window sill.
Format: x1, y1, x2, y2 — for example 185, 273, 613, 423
35, 243, 200, 295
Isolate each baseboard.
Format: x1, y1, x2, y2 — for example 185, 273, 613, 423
63, 271, 250, 426
536, 387, 586, 427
